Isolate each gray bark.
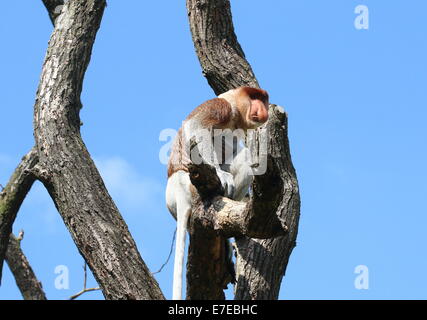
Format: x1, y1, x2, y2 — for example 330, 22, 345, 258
32, 0, 164, 300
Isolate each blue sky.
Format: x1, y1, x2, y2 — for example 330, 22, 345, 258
1, 1, 426, 300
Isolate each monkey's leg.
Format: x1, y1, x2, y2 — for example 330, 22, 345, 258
230, 147, 253, 201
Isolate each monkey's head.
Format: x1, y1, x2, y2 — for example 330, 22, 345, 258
236, 87, 269, 129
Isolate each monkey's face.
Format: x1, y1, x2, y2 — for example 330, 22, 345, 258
246, 99, 269, 128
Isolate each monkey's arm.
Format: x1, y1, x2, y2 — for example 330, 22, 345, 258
185, 126, 235, 197
182, 106, 236, 198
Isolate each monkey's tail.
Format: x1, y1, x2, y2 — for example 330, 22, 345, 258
172, 204, 191, 300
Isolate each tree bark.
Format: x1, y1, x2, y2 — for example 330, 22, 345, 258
186, 0, 301, 300
0, 148, 38, 283
187, 0, 258, 95
32, 0, 164, 300
5, 234, 47, 300
187, 156, 286, 240
233, 108, 300, 300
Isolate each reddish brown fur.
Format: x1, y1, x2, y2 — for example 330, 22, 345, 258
167, 87, 269, 177
167, 127, 190, 177
167, 99, 233, 178
187, 98, 233, 128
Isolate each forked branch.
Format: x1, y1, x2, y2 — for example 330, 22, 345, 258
32, 0, 164, 299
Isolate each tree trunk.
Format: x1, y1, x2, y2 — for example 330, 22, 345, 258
187, 0, 258, 95
186, 0, 301, 300
233, 110, 300, 300
31, 0, 164, 300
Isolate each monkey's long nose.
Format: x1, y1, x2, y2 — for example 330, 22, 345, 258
258, 109, 268, 123
252, 108, 268, 123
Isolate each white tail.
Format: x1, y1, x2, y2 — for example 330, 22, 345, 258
172, 201, 191, 300
166, 171, 193, 300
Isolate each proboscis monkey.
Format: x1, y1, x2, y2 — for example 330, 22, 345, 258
166, 87, 269, 300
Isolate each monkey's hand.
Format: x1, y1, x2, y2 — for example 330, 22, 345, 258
216, 170, 235, 199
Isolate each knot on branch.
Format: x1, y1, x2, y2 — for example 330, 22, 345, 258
27, 164, 51, 183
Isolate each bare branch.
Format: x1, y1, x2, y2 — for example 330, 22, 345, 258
5, 233, 47, 300
0, 148, 38, 283
69, 263, 100, 300
152, 229, 176, 275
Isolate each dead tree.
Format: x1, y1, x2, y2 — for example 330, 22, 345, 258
1, 0, 300, 300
